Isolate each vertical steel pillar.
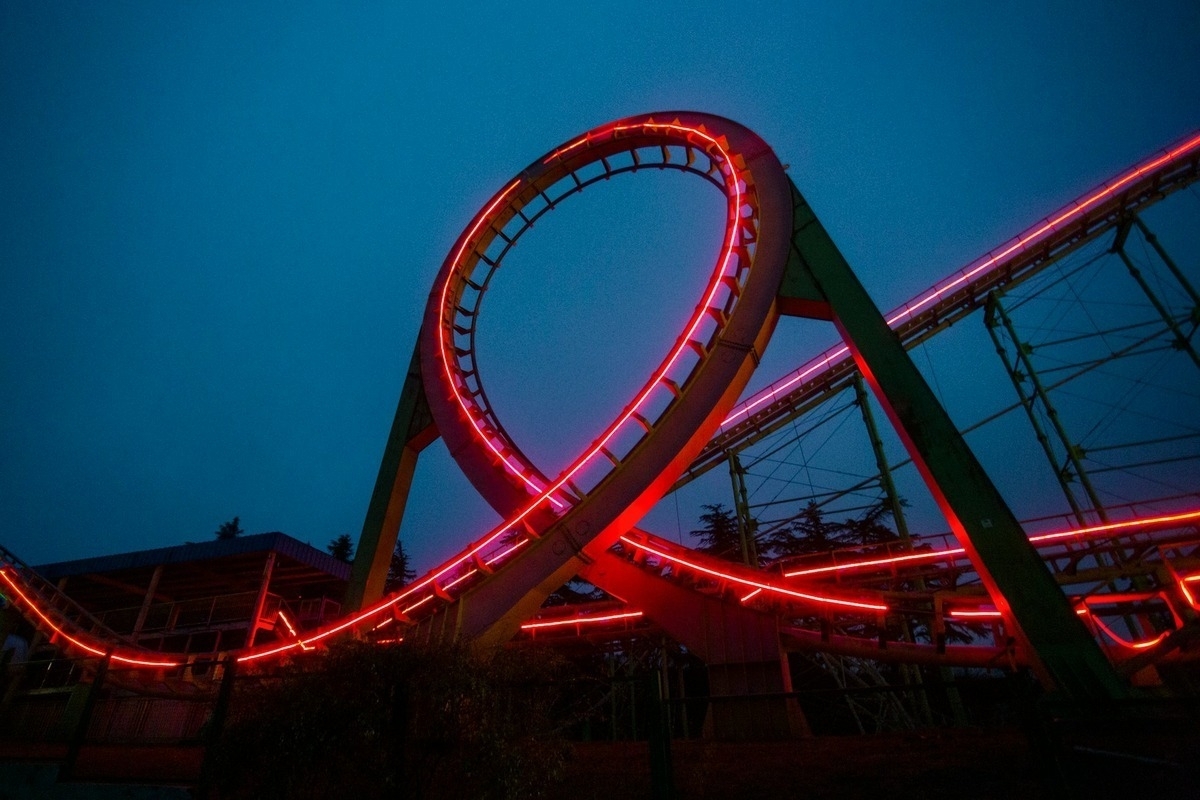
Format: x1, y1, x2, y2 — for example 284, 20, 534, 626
727, 451, 759, 567
61, 651, 110, 779
852, 373, 938, 725
196, 656, 238, 800
851, 374, 911, 542
778, 179, 1127, 701
984, 293, 1106, 524
346, 346, 438, 611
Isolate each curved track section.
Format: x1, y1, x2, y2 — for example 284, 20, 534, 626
414, 112, 877, 645
3, 118, 1199, 671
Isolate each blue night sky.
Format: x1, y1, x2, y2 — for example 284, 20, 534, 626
2, 2, 1199, 572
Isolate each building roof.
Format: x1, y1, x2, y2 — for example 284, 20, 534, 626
34, 532, 351, 612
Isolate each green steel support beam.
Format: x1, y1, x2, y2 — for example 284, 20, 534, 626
727, 450, 759, 568
1112, 220, 1200, 370
985, 293, 1150, 635
983, 293, 1106, 524
851, 373, 944, 726
345, 346, 437, 612
851, 373, 911, 543
1131, 216, 1200, 312
778, 179, 1127, 701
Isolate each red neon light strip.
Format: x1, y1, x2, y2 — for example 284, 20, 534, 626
945, 593, 1179, 650
267, 504, 1187, 660
28, 130, 1198, 670
276, 609, 312, 651
520, 611, 644, 630
619, 536, 887, 612
1178, 574, 1200, 609
1080, 609, 1170, 651
437, 178, 549, 500
722, 131, 1200, 429
362, 119, 753, 656
442, 121, 748, 506
947, 609, 1003, 619
0, 568, 182, 668
783, 509, 1200, 578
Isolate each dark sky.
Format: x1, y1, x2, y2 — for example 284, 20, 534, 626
3, 2, 1199, 573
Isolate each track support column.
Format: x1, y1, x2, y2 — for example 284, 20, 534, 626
727, 451, 759, 568
1112, 218, 1200, 369
984, 292, 1107, 524
346, 347, 437, 612
778, 179, 1127, 702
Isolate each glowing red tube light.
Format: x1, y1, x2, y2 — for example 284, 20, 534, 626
24, 123, 1197, 671
947, 609, 1003, 620
619, 535, 888, 612
0, 568, 182, 669
520, 611, 645, 631
722, 130, 1200, 429
1079, 610, 1170, 651
783, 509, 1200, 579
314, 118, 757, 658
276, 609, 312, 651
948, 592, 1179, 651
436, 178, 558, 505
1178, 574, 1200, 610
279, 504, 1187, 658
437, 120, 750, 511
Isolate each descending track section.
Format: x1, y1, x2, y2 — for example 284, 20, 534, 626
694, 130, 1200, 481
4, 116, 1199, 681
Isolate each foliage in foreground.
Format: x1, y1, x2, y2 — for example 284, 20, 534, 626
209, 640, 571, 800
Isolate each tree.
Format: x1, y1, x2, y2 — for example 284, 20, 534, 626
689, 503, 743, 561
215, 517, 244, 540
762, 500, 901, 560
838, 501, 902, 548
762, 501, 839, 558
327, 534, 355, 563
383, 539, 416, 593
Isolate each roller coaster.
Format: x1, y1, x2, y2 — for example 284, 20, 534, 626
3, 113, 1199, 713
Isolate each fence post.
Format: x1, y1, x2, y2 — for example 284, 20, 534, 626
61, 651, 110, 780
195, 656, 238, 800
645, 671, 674, 800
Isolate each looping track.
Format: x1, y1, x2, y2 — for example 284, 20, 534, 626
3, 114, 1200, 679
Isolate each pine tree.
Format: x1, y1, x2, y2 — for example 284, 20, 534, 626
327, 534, 355, 563
689, 503, 742, 561
215, 516, 244, 540
384, 539, 416, 593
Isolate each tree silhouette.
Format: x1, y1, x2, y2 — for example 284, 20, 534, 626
762, 500, 902, 560
383, 539, 416, 593
327, 534, 355, 563
689, 503, 743, 561
838, 501, 902, 547
763, 501, 838, 558
215, 517, 244, 540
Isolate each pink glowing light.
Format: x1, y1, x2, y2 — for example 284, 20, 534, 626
722, 132, 1200, 430
783, 509, 1200, 579
520, 611, 645, 631
619, 535, 888, 612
